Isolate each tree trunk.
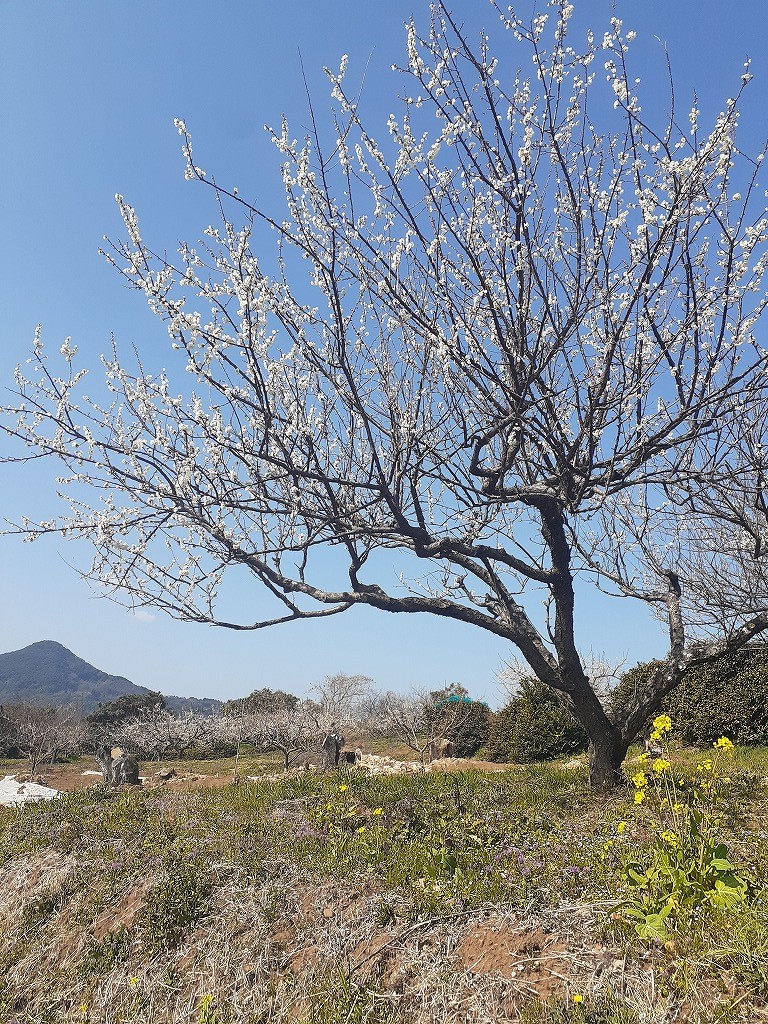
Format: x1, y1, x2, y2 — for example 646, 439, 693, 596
551, 669, 630, 789
587, 724, 629, 790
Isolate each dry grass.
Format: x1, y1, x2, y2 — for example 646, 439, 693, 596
1, 750, 768, 1023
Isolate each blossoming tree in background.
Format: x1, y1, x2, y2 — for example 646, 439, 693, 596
6, 3, 768, 786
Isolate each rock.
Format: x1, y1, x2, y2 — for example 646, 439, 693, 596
95, 746, 141, 787
112, 753, 140, 786
428, 737, 455, 761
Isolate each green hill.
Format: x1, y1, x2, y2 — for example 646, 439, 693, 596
0, 640, 220, 714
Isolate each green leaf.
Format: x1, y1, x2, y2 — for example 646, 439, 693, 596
626, 867, 648, 886
635, 912, 670, 941
710, 857, 735, 872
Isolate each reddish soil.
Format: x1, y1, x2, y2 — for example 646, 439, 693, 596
27, 755, 527, 795
30, 763, 237, 793
454, 919, 568, 1000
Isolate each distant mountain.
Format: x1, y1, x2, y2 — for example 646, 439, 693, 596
0, 641, 221, 715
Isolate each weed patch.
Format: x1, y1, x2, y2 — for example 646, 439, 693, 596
139, 855, 212, 951
0, 748, 767, 1022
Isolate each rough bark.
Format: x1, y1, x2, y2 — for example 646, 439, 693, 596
588, 727, 630, 791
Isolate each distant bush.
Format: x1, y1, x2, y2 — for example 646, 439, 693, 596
442, 698, 490, 757
488, 678, 588, 763
222, 687, 299, 717
87, 691, 166, 739
611, 646, 768, 746
425, 686, 490, 758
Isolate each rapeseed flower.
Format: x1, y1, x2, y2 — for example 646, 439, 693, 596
653, 714, 672, 735
715, 736, 734, 756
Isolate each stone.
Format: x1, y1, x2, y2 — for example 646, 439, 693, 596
428, 737, 455, 761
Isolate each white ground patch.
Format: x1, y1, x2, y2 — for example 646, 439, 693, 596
0, 775, 60, 806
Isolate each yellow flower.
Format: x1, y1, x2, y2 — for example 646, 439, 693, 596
715, 736, 734, 756
339, 784, 349, 792
660, 830, 678, 847
573, 993, 583, 1003
373, 807, 383, 816
616, 821, 627, 834
357, 826, 366, 833
637, 751, 649, 763
634, 790, 645, 804
129, 977, 139, 986
631, 771, 648, 789
653, 714, 672, 735
672, 802, 683, 813
652, 758, 671, 774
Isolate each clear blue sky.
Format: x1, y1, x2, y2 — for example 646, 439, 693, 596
1, 2, 766, 706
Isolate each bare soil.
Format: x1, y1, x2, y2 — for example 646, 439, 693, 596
29, 752, 529, 795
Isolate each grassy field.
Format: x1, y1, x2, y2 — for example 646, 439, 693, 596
2, 740, 768, 1023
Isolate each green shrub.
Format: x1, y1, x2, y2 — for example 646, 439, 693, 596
140, 856, 211, 951
441, 699, 490, 757
424, 687, 490, 757
87, 691, 166, 737
610, 646, 768, 746
487, 678, 587, 763
487, 703, 517, 763
81, 927, 131, 979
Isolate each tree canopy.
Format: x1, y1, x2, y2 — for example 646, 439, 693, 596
5, 3, 768, 785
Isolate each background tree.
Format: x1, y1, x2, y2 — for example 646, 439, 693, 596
4, 703, 86, 775
426, 685, 490, 758
236, 702, 316, 769
308, 673, 374, 733
362, 689, 435, 764
87, 691, 167, 745
363, 686, 483, 763
222, 688, 298, 718
6, 4, 768, 786
114, 708, 217, 760
0, 707, 18, 758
